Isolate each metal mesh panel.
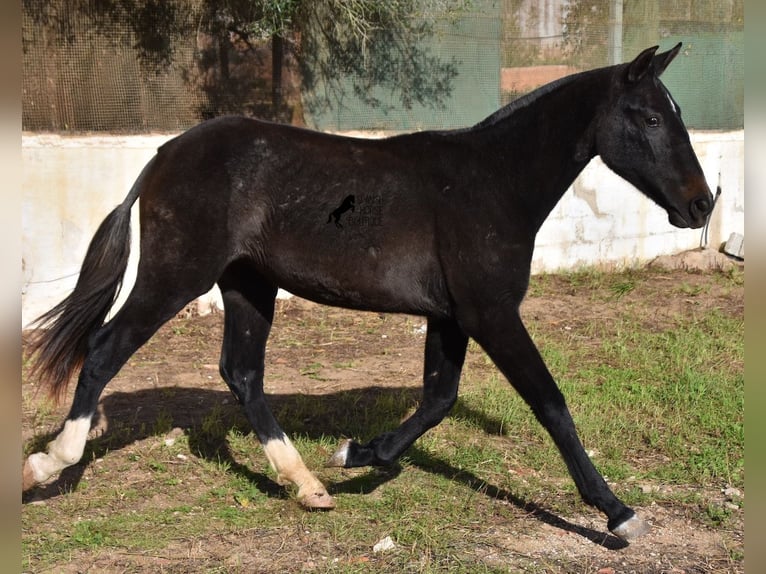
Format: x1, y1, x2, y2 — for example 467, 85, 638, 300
22, 3, 205, 132
22, 1, 744, 134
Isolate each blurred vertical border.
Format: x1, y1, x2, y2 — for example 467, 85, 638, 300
744, 2, 764, 572
1, 0, 21, 569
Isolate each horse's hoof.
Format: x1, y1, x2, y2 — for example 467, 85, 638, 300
326, 439, 352, 468
298, 490, 336, 510
610, 513, 650, 541
22, 458, 38, 492
88, 404, 109, 440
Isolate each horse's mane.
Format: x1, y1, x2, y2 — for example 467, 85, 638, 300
470, 68, 603, 130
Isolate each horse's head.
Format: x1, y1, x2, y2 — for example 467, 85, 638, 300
595, 43, 713, 229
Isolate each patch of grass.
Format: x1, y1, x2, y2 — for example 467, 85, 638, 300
301, 361, 328, 380
556, 316, 744, 487
151, 408, 174, 436
677, 281, 707, 297
199, 403, 229, 442
148, 460, 168, 473
563, 266, 608, 290
609, 278, 636, 298
703, 502, 734, 528
71, 520, 110, 548
720, 265, 744, 286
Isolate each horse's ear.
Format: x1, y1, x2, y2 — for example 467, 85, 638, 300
652, 42, 682, 77
626, 46, 658, 83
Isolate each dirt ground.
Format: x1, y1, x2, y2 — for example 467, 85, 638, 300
22, 263, 744, 573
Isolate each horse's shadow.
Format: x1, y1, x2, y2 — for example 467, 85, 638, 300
23, 385, 626, 550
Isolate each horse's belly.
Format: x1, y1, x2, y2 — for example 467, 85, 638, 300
263, 243, 449, 316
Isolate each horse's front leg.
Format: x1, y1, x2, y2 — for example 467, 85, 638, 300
464, 307, 648, 542
327, 317, 468, 467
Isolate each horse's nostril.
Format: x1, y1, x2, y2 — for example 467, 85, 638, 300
692, 197, 711, 217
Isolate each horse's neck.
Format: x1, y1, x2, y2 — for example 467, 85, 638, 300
470, 71, 609, 230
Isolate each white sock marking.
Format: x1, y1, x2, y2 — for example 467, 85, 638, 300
27, 417, 91, 483
262, 435, 328, 499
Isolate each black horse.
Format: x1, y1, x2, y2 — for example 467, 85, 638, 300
25, 44, 712, 542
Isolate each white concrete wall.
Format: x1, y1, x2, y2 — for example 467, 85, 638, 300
21, 130, 744, 327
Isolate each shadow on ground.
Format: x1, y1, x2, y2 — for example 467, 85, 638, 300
23, 385, 626, 550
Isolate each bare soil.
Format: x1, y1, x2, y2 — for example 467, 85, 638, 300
22, 265, 744, 573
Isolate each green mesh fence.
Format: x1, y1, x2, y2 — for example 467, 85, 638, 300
22, 1, 744, 134
301, 3, 503, 131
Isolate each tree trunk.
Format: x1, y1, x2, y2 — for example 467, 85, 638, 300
218, 32, 230, 84
272, 33, 283, 118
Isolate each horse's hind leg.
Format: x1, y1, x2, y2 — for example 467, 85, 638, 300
218, 263, 335, 509
327, 317, 468, 467
23, 281, 207, 491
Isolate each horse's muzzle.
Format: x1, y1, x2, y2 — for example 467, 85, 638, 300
669, 181, 714, 229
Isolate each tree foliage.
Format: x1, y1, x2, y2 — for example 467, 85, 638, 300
299, 1, 469, 114
23, 0, 470, 122
560, 0, 611, 66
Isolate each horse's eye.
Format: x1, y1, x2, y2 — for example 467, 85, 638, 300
645, 116, 661, 128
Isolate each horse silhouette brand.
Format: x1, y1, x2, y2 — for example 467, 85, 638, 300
327, 194, 355, 228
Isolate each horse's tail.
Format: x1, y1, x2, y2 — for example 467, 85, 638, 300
28, 159, 152, 402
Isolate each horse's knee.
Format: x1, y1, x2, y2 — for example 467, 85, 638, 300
428, 394, 457, 420
219, 360, 253, 405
